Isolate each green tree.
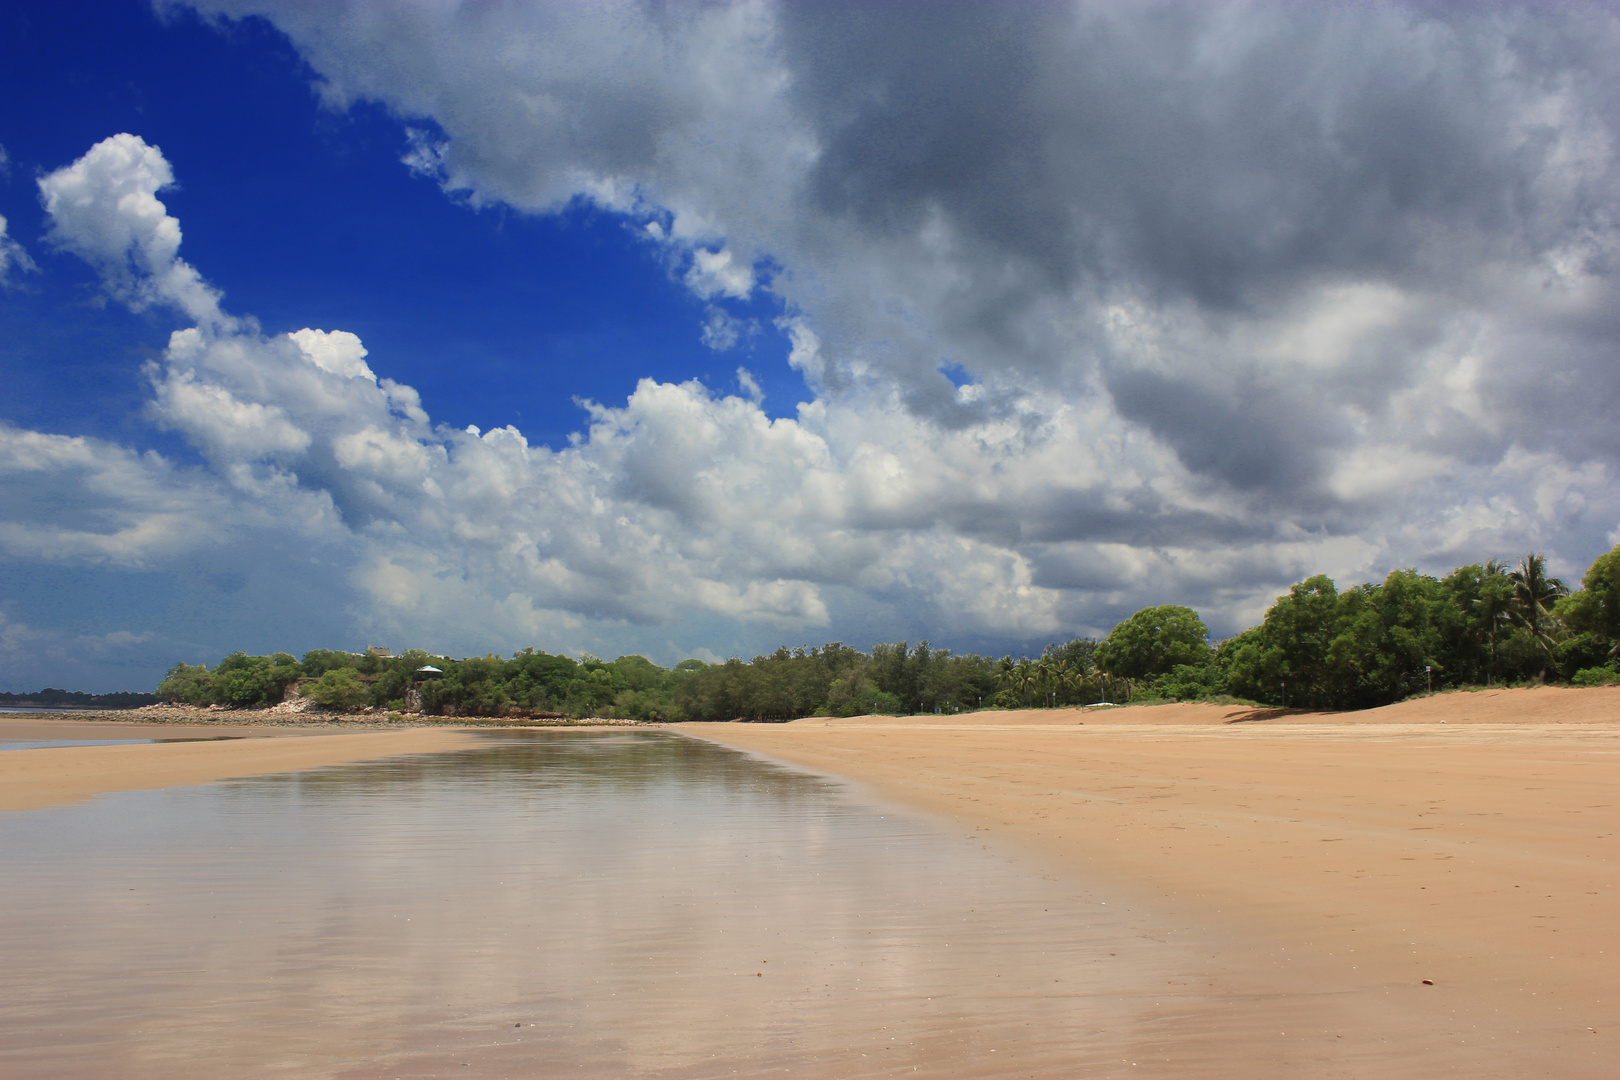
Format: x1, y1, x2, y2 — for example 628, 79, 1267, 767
1442, 560, 1513, 686
847, 682, 903, 715
366, 649, 445, 709
208, 651, 302, 708
1557, 545, 1620, 662
613, 655, 668, 693
300, 649, 358, 677
157, 662, 215, 705
992, 656, 1016, 703
1042, 639, 1100, 704
1508, 553, 1568, 680
1150, 662, 1222, 701
505, 649, 583, 709
301, 667, 370, 711
1225, 576, 1341, 708
1325, 571, 1448, 707
1043, 654, 1077, 705
1095, 605, 1212, 683
996, 657, 1039, 707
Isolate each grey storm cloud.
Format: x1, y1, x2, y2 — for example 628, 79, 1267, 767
774, 3, 1619, 364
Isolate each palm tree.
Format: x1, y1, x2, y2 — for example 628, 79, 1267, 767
1473, 558, 1512, 687
1048, 655, 1086, 707
1012, 659, 1039, 706
1031, 656, 1056, 707
995, 656, 1038, 707
1065, 658, 1093, 705
993, 656, 1014, 702
1509, 553, 1568, 680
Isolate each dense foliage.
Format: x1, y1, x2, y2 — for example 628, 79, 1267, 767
155, 641, 1009, 721
156, 546, 1620, 717
1215, 552, 1620, 708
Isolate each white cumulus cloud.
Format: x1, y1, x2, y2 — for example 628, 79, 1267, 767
38, 133, 225, 324
0, 213, 37, 284
290, 328, 376, 381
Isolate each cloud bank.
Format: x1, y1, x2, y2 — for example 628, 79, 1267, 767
6, 1, 1620, 688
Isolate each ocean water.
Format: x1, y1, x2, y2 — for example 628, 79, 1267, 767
0, 729, 1196, 1079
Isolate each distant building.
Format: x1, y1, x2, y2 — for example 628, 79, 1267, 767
367, 646, 392, 657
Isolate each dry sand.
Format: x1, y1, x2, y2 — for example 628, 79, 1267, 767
0, 717, 476, 812
682, 685, 1620, 1078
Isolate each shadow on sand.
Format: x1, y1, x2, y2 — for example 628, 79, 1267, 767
1222, 707, 1324, 724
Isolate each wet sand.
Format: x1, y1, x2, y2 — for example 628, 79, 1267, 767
682, 686, 1620, 1078
1, 731, 1218, 1079
0, 718, 476, 812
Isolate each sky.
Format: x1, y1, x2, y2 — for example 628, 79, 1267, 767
1, 0, 1618, 692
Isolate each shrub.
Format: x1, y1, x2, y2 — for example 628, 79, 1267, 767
1149, 662, 1222, 701
301, 668, 370, 711
157, 662, 215, 705
843, 684, 903, 716
1570, 666, 1619, 687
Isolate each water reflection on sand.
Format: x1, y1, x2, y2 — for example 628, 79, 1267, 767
0, 737, 241, 751
0, 730, 1195, 1078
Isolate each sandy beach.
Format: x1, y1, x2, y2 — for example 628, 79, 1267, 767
683, 685, 1620, 1078
4, 689, 1615, 1076
0, 716, 476, 812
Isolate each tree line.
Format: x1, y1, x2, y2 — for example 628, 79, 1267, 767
157, 545, 1620, 719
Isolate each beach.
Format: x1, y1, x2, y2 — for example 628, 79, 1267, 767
683, 685, 1620, 1077
0, 714, 476, 813
2, 688, 1615, 1076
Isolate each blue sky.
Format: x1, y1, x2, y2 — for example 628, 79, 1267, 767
1, 1, 801, 452
2, 0, 1618, 691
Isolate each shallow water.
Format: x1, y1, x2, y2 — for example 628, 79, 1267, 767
0, 739, 156, 751
0, 736, 241, 751
0, 730, 1200, 1078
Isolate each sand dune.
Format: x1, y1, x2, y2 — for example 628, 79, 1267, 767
684, 685, 1619, 1078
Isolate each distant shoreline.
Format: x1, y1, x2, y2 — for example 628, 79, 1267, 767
0, 698, 161, 712
6, 680, 1616, 727
0, 703, 646, 729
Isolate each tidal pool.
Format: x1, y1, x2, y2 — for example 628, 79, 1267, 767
0, 730, 1200, 1078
